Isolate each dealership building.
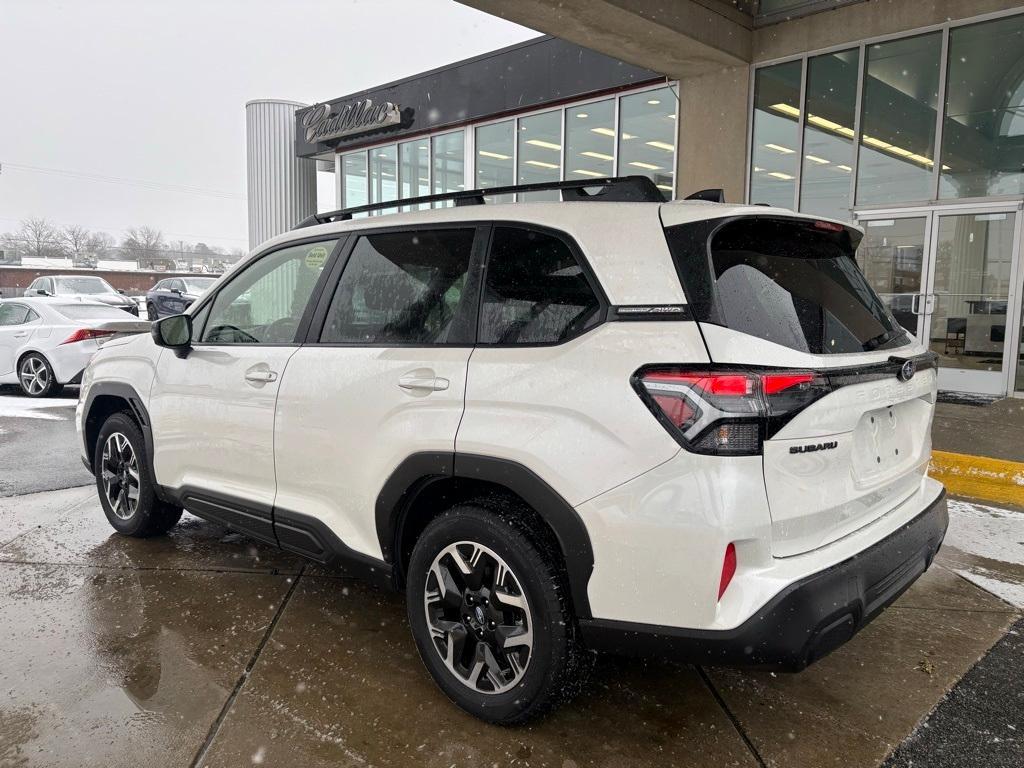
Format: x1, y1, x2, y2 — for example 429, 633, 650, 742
245, 0, 1024, 398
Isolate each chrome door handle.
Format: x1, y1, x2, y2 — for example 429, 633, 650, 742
245, 370, 278, 383
398, 375, 449, 392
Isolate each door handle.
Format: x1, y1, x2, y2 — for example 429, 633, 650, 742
398, 375, 449, 392
244, 369, 278, 383
12, 332, 28, 338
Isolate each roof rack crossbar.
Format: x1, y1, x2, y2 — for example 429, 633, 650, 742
294, 175, 665, 229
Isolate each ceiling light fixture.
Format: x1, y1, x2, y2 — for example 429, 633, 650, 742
525, 139, 561, 150
647, 99, 661, 105
572, 169, 605, 177
576, 113, 589, 119
764, 143, 794, 154
804, 155, 830, 164
524, 160, 559, 169
768, 171, 794, 180
629, 161, 662, 170
770, 102, 801, 118
478, 150, 511, 160
656, 184, 673, 191
580, 151, 614, 161
861, 135, 892, 149
836, 164, 852, 172
646, 141, 675, 151
590, 127, 615, 137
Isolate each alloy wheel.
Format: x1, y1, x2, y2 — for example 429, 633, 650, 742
19, 356, 49, 396
101, 432, 141, 520
423, 541, 533, 695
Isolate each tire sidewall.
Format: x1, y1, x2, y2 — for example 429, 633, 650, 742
406, 507, 568, 723
19, 353, 56, 398
94, 413, 158, 536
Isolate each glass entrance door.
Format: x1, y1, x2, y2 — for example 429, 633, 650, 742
924, 208, 1021, 395
857, 204, 1023, 396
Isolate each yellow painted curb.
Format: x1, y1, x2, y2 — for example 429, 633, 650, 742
929, 450, 1024, 508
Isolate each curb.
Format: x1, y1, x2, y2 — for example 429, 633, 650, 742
929, 450, 1024, 508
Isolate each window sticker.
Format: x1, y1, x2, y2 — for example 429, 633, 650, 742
304, 245, 329, 270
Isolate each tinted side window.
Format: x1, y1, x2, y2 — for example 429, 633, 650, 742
200, 239, 337, 344
479, 227, 602, 345
0, 303, 31, 326
320, 229, 475, 345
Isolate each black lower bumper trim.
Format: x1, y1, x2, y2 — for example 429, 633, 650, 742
579, 488, 948, 670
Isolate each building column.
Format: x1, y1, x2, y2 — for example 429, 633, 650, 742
675, 66, 750, 204
245, 99, 317, 250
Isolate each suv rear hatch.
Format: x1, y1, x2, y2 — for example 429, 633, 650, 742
658, 210, 936, 557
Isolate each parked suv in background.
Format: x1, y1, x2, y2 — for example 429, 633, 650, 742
145, 276, 216, 319
25, 275, 139, 315
76, 177, 947, 724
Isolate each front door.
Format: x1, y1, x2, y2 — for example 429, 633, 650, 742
149, 238, 341, 528
856, 204, 1024, 396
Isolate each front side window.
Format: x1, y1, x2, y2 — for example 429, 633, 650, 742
200, 239, 337, 344
0, 303, 31, 326
479, 227, 602, 345
320, 229, 475, 345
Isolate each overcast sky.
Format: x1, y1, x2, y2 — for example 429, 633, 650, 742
0, 0, 535, 250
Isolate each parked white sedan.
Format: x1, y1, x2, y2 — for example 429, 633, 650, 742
0, 298, 149, 397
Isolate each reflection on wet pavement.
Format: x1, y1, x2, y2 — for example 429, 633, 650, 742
0, 490, 1020, 768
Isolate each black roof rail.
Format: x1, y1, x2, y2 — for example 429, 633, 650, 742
293, 175, 665, 229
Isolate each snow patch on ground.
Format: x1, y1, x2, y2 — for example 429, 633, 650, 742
946, 498, 1024, 609
0, 395, 78, 421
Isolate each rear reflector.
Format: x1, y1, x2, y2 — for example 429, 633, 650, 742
61, 328, 117, 345
718, 542, 737, 600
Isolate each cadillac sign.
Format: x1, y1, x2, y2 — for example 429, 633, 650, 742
302, 99, 402, 143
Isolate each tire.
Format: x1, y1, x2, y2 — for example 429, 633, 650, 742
18, 352, 62, 398
146, 302, 157, 320
406, 502, 590, 724
94, 412, 182, 537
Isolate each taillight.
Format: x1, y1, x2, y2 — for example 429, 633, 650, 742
634, 367, 830, 455
61, 328, 117, 345
718, 542, 737, 600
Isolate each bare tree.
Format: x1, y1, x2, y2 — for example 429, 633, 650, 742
87, 231, 115, 260
16, 217, 60, 259
121, 226, 165, 261
58, 224, 92, 261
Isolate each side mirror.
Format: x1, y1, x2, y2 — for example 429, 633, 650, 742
151, 314, 192, 356
36, 289, 50, 296
117, 289, 126, 295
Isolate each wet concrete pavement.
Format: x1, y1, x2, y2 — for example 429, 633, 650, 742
0, 487, 1021, 767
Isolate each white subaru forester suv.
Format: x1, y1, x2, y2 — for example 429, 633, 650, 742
76, 177, 947, 724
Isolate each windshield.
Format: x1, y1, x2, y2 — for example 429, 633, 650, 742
182, 277, 215, 293
54, 304, 130, 320
665, 217, 911, 355
54, 277, 115, 295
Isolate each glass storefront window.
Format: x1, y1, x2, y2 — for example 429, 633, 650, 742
369, 145, 397, 215
432, 131, 464, 207
857, 217, 927, 337
517, 110, 562, 201
800, 49, 859, 222
565, 98, 615, 181
940, 14, 1024, 199
856, 33, 942, 205
476, 120, 515, 203
750, 61, 802, 209
619, 87, 676, 197
399, 139, 430, 210
342, 151, 368, 212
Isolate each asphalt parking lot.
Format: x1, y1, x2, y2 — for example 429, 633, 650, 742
0, 391, 1022, 767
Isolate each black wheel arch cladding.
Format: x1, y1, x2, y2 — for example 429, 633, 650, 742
377, 452, 596, 619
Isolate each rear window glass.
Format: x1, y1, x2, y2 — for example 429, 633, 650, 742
666, 218, 910, 354
55, 304, 129, 321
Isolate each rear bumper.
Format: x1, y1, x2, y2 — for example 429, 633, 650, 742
579, 488, 948, 670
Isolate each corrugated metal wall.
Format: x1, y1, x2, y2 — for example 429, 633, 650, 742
245, 99, 317, 251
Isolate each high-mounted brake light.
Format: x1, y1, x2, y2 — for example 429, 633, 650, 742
634, 367, 830, 455
61, 328, 117, 345
813, 219, 844, 232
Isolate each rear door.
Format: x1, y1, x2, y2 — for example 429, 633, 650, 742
272, 225, 483, 562
663, 213, 936, 557
0, 303, 37, 374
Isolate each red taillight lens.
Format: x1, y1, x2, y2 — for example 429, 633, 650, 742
61, 328, 116, 345
635, 367, 830, 455
718, 542, 737, 600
